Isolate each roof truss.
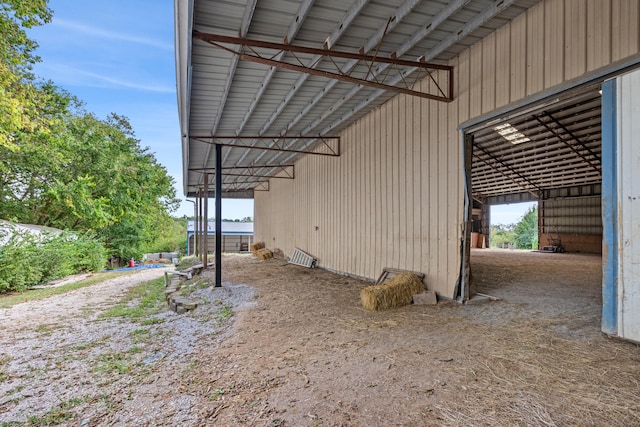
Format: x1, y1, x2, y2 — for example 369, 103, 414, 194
191, 135, 340, 157
193, 31, 454, 102
190, 164, 295, 180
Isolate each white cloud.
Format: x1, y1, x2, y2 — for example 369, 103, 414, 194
52, 17, 173, 51
37, 62, 174, 93
79, 70, 175, 93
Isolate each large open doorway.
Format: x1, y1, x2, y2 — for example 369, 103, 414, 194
462, 82, 604, 335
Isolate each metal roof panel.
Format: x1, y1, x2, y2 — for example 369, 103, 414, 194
176, 0, 544, 195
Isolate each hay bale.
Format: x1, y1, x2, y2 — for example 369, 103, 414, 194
360, 273, 424, 311
272, 248, 285, 259
256, 248, 273, 260
251, 242, 265, 255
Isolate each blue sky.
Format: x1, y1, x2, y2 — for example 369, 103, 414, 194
491, 201, 537, 226
27, 0, 254, 219
25, 0, 531, 226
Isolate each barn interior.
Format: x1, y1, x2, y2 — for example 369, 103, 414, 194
466, 82, 604, 321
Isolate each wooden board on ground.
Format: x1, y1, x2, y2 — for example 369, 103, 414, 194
376, 267, 425, 285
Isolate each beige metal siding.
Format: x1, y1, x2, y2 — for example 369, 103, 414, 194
545, 0, 565, 87
526, 2, 544, 96
255, 0, 640, 298
564, 0, 587, 81
495, 24, 511, 108
586, 0, 611, 70
612, 0, 639, 62
256, 92, 465, 296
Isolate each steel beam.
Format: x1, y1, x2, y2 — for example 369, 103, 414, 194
226, 172, 293, 179
233, 0, 371, 166
192, 136, 339, 157
194, 32, 453, 102
254, 181, 270, 191
260, 0, 471, 173
195, 33, 452, 71
190, 164, 294, 179
536, 112, 602, 173
473, 145, 543, 197
221, 0, 316, 164
313, 0, 520, 139
198, 188, 204, 265
245, 0, 447, 172
198, 0, 257, 186
221, 179, 268, 186
203, 173, 209, 269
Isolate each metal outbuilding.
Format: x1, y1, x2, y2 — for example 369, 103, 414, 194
175, 0, 640, 341
185, 220, 254, 255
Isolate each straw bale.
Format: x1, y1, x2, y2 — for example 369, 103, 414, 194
360, 273, 424, 311
251, 242, 265, 255
256, 248, 273, 260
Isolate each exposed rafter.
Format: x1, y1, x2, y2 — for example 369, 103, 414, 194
250, 0, 471, 176
177, 0, 542, 197
237, 0, 418, 170
535, 112, 601, 173
318, 0, 522, 137
197, 0, 257, 186
190, 164, 295, 179
473, 145, 543, 197
192, 135, 340, 157
194, 31, 453, 102
221, 0, 317, 165
261, 0, 480, 176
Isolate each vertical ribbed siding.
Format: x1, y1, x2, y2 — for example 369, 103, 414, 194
612, 0, 639, 62
540, 197, 602, 235
616, 69, 640, 341
255, 0, 640, 298
525, 2, 544, 96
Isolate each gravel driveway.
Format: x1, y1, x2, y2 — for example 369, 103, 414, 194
0, 267, 254, 426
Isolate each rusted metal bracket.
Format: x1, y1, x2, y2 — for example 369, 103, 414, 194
254, 181, 270, 192
193, 31, 453, 102
192, 135, 340, 157
190, 164, 295, 180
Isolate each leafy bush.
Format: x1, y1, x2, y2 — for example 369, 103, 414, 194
142, 216, 188, 257
0, 227, 108, 293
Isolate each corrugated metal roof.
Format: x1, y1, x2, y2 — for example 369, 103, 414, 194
175, 0, 542, 197
470, 85, 602, 199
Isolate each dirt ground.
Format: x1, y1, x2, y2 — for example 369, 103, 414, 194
1, 250, 639, 426
188, 250, 639, 426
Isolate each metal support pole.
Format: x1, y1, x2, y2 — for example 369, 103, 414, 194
203, 174, 209, 269
198, 188, 204, 264
193, 198, 198, 257
215, 144, 222, 287
185, 199, 196, 256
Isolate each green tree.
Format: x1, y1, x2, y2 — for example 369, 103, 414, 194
514, 206, 538, 249
1, 101, 180, 260
490, 223, 515, 248
143, 217, 188, 256
0, 1, 180, 263
0, 0, 54, 149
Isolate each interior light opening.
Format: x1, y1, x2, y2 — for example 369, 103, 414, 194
493, 123, 530, 145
